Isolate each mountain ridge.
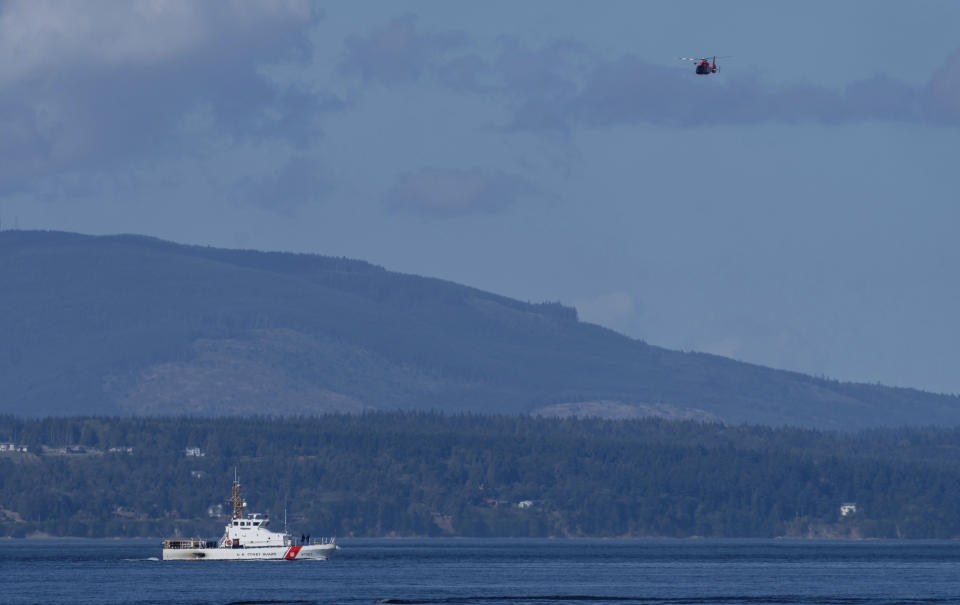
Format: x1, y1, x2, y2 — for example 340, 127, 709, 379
0, 229, 956, 429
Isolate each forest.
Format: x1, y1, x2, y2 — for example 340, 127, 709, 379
3, 413, 960, 539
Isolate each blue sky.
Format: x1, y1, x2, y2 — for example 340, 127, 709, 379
2, 0, 959, 393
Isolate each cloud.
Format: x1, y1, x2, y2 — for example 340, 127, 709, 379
434, 53, 494, 92
491, 39, 593, 132
516, 56, 919, 130
505, 52, 958, 131
344, 23, 955, 131
695, 337, 742, 359
339, 14, 467, 86
494, 38, 592, 98
0, 0, 331, 195
574, 291, 637, 330
843, 76, 919, 122
236, 155, 333, 216
0, 1, 317, 85
383, 167, 537, 219
923, 48, 960, 124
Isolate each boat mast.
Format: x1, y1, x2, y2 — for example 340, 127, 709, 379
229, 467, 247, 519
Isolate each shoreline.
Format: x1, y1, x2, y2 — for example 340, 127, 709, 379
2, 534, 950, 542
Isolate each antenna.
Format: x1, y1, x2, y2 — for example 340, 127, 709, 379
228, 467, 246, 519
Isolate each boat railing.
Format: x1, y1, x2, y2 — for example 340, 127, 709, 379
162, 539, 217, 549
309, 537, 337, 545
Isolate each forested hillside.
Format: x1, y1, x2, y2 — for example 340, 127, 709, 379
3, 414, 960, 539
1, 230, 958, 428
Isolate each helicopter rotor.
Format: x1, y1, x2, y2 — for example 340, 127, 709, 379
678, 56, 732, 62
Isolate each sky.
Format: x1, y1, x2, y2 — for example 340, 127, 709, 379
1, 0, 959, 394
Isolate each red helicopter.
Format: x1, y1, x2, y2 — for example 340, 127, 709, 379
679, 56, 729, 75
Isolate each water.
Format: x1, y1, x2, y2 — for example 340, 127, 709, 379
3, 538, 960, 605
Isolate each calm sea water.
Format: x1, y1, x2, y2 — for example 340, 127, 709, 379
2, 538, 960, 605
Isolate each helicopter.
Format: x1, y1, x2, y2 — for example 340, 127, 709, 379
679, 56, 729, 75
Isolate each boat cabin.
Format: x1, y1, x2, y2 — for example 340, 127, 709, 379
222, 512, 290, 548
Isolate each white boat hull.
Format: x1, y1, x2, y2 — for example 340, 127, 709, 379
162, 543, 336, 561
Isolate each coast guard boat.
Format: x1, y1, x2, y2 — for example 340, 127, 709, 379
162, 473, 337, 561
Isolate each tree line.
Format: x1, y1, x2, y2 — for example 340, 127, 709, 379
2, 413, 960, 539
